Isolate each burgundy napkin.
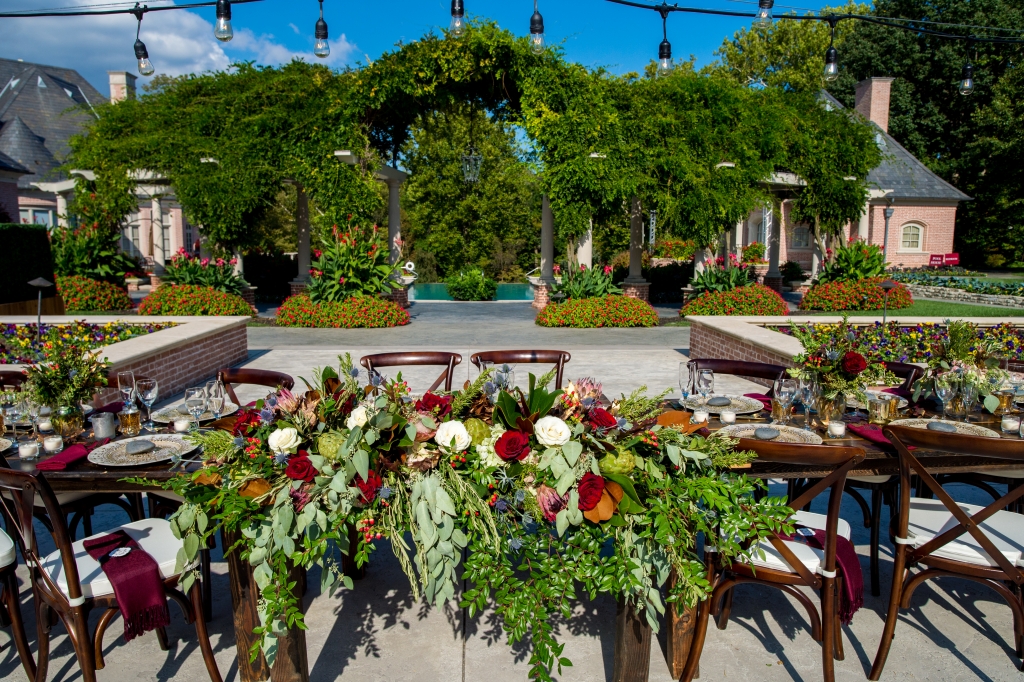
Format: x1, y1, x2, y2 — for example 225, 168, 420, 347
881, 387, 912, 401
35, 439, 109, 471
785, 526, 864, 624
83, 530, 170, 641
744, 393, 772, 410
846, 422, 892, 446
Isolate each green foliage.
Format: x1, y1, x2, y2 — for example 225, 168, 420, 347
163, 250, 247, 295
137, 284, 254, 316
691, 265, 752, 294
276, 294, 410, 328
307, 220, 399, 303
780, 260, 806, 282
445, 268, 498, 301
800, 277, 913, 311
56, 275, 134, 312
818, 240, 887, 282
654, 238, 697, 260
680, 284, 789, 317
553, 264, 621, 300
0, 224, 57, 305
50, 222, 139, 285
740, 241, 766, 263
536, 295, 660, 328
24, 332, 109, 407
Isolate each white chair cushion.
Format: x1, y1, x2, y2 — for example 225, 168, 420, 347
3, 490, 98, 509
148, 491, 185, 503
987, 468, 1024, 479
0, 529, 15, 568
40, 518, 184, 599
848, 475, 892, 484
749, 511, 852, 575
905, 497, 1024, 568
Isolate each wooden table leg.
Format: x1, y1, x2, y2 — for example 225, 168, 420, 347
223, 529, 310, 682
665, 570, 699, 679
613, 597, 652, 682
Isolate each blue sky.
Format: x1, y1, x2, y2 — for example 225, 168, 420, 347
3, 0, 837, 96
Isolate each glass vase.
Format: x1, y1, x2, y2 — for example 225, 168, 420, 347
815, 393, 846, 427
52, 405, 84, 439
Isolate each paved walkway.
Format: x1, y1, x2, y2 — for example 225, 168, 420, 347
2, 304, 1020, 681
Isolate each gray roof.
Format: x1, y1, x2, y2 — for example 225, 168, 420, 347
0, 148, 29, 174
0, 58, 103, 188
819, 90, 971, 202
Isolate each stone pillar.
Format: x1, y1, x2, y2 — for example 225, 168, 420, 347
293, 185, 311, 285
55, 193, 68, 228
811, 240, 822, 278
764, 203, 783, 293
540, 195, 555, 283
622, 197, 650, 301
858, 201, 870, 241
732, 220, 743, 257
576, 220, 593, 270
233, 250, 244, 277
151, 196, 166, 271
387, 178, 403, 264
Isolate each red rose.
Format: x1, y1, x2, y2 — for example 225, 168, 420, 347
494, 430, 531, 462
355, 470, 383, 504
588, 407, 618, 430
285, 452, 316, 483
232, 409, 261, 436
841, 351, 868, 377
577, 472, 605, 511
415, 392, 453, 419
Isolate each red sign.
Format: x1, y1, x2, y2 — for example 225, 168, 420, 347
929, 254, 944, 267
944, 253, 960, 266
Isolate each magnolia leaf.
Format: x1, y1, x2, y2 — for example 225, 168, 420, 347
561, 441, 583, 466
555, 509, 569, 537
353, 449, 369, 482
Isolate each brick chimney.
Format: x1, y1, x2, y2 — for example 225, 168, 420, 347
854, 77, 895, 133
108, 71, 137, 103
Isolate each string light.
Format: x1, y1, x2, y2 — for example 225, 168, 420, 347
530, 0, 545, 54
314, 0, 329, 58
450, 0, 466, 37
131, 7, 154, 76
959, 62, 975, 95
753, 0, 773, 29
214, 0, 233, 42
657, 9, 673, 76
823, 20, 839, 82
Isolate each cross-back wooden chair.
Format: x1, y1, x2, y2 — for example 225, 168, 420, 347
685, 359, 788, 396
360, 352, 463, 393
681, 440, 865, 682
870, 425, 1024, 678
0, 468, 222, 682
217, 367, 295, 406
0, 523, 34, 680
470, 350, 571, 389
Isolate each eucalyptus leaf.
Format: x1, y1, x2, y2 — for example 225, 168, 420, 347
353, 449, 369, 481
561, 441, 583, 466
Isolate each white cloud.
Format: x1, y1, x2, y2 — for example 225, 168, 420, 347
0, 0, 356, 96
289, 23, 301, 35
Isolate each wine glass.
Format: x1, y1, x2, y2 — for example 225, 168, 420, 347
960, 382, 979, 422
117, 371, 136, 410
797, 378, 815, 430
206, 380, 225, 420
934, 374, 957, 418
696, 370, 715, 405
136, 379, 159, 431
184, 387, 206, 432
774, 378, 798, 425
678, 362, 692, 407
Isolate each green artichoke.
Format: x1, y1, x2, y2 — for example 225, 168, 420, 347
317, 431, 347, 462
598, 447, 635, 475
465, 418, 490, 446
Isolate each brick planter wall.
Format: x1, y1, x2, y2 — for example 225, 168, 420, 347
383, 286, 410, 309
289, 281, 309, 298
240, 286, 257, 308
532, 282, 552, 310
621, 282, 651, 302
148, 275, 163, 290
904, 284, 1024, 309
762, 275, 784, 293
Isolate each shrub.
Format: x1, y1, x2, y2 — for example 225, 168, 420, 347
818, 241, 887, 283
536, 295, 659, 328
553, 264, 621, 299
0, 224, 58, 306
611, 250, 652, 271
800, 277, 913, 311
691, 265, 751, 295
781, 260, 805, 282
163, 249, 247, 295
445, 268, 497, 301
56, 275, 134, 312
890, 272, 1024, 297
276, 294, 409, 328
308, 220, 400, 303
654, 238, 697, 260
138, 285, 254, 316
50, 222, 139, 285
741, 242, 767, 264
681, 284, 789, 317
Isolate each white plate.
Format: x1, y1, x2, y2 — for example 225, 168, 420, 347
151, 402, 239, 424
888, 418, 1001, 438
87, 435, 197, 467
0, 438, 11, 452
682, 395, 765, 415
715, 424, 823, 445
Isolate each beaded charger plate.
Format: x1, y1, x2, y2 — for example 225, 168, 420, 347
681, 395, 764, 415
0, 438, 11, 452
151, 402, 239, 424
888, 418, 1001, 438
87, 434, 196, 467
714, 424, 823, 445
846, 390, 910, 411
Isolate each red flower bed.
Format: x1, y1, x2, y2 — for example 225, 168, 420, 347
536, 295, 659, 328
276, 294, 409, 328
800, 277, 913, 312
56, 275, 134, 312
680, 284, 788, 317
138, 284, 255, 316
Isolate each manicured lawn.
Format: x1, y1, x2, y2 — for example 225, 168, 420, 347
821, 300, 1024, 317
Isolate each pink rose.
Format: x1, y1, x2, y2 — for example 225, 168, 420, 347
201, 258, 210, 266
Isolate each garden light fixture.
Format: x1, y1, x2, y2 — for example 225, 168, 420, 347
657, 11, 673, 77
450, 0, 466, 37
823, 21, 839, 82
529, 0, 545, 54
753, 0, 773, 29
28, 277, 52, 340
132, 8, 154, 76
462, 146, 482, 182
314, 0, 330, 58
880, 278, 898, 326
214, 0, 233, 41
959, 62, 974, 95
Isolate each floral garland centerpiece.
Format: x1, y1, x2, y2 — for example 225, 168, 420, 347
909, 319, 1010, 412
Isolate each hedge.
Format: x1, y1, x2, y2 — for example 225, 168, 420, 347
681, 284, 789, 317
57, 275, 134, 312
138, 284, 255, 316
800, 277, 913, 312
536, 295, 659, 328
0, 224, 58, 305
276, 294, 410, 328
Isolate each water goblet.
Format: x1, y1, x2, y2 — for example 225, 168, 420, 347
184, 387, 206, 432
797, 379, 815, 430
935, 374, 957, 418
678, 362, 693, 407
136, 379, 159, 431
774, 378, 798, 425
206, 380, 225, 420
696, 370, 715, 405
117, 370, 136, 410
960, 382, 979, 422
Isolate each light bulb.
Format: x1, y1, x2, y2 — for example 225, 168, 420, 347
753, 0, 773, 28
959, 63, 974, 95
134, 38, 154, 76
450, 0, 466, 37
214, 0, 233, 42
823, 46, 839, 82
530, 32, 545, 54
530, 8, 545, 54
658, 39, 673, 77
137, 58, 154, 76
314, 16, 330, 58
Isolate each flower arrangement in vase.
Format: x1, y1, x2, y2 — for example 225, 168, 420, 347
24, 331, 110, 437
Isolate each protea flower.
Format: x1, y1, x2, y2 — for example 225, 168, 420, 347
534, 484, 566, 522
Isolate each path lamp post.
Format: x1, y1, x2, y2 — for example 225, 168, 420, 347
882, 203, 894, 264
880, 278, 897, 327
28, 278, 53, 341
461, 147, 482, 183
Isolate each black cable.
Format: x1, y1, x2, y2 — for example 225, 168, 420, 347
0, 0, 262, 19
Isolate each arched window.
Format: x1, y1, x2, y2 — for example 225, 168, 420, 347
900, 223, 923, 251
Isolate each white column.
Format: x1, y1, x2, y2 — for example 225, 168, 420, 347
540, 195, 555, 283
811, 241, 822, 278
858, 201, 870, 241
151, 196, 166, 270
294, 185, 311, 282
767, 203, 781, 279
732, 220, 743, 257
694, 246, 713, 275
55, 193, 68, 228
626, 197, 646, 283
387, 178, 402, 264
576, 220, 593, 269
233, 249, 244, 276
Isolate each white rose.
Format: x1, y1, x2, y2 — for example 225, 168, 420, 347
268, 427, 301, 455
533, 416, 571, 447
434, 421, 472, 453
346, 406, 369, 430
